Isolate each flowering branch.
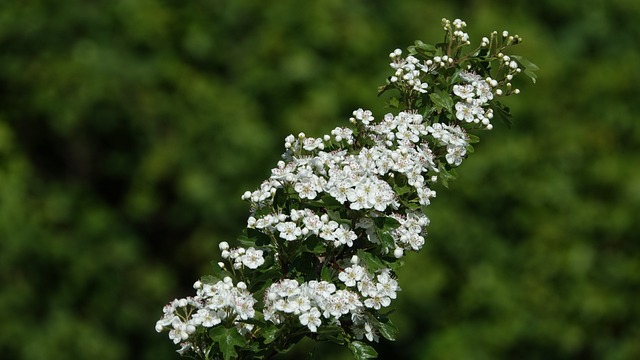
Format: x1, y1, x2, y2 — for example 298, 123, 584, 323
156, 18, 537, 360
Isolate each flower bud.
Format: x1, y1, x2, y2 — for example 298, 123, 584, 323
394, 248, 404, 258
219, 241, 229, 251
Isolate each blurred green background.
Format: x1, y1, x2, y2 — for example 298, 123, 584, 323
1, 0, 639, 359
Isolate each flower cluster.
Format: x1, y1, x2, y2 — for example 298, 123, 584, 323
219, 242, 266, 270
157, 18, 536, 360
155, 277, 257, 355
261, 258, 400, 338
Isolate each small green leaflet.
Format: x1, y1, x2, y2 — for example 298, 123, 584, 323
490, 101, 513, 128
357, 250, 387, 273
429, 90, 454, 113
365, 313, 399, 341
349, 341, 378, 360
511, 55, 539, 84
260, 325, 279, 345
209, 326, 247, 360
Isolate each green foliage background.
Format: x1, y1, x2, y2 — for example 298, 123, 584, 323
1, 0, 638, 359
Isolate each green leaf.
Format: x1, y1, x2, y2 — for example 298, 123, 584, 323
246, 228, 272, 246
466, 144, 475, 154
466, 133, 480, 144
387, 96, 400, 109
437, 163, 458, 188
205, 263, 232, 283
491, 101, 513, 128
237, 232, 256, 248
413, 40, 436, 53
380, 232, 396, 250
317, 325, 346, 344
247, 266, 280, 294
377, 319, 399, 341
349, 341, 378, 360
273, 187, 289, 209
320, 265, 334, 282
429, 90, 454, 113
364, 312, 398, 341
209, 326, 247, 360
304, 235, 327, 255
393, 182, 412, 196
373, 216, 401, 232
357, 250, 388, 273
510, 55, 539, 83
260, 325, 279, 345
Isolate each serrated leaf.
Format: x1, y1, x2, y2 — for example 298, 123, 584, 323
414, 40, 436, 52
524, 69, 538, 84
387, 97, 400, 109
429, 90, 454, 113
364, 313, 398, 341
201, 274, 221, 284
437, 163, 458, 189
393, 183, 412, 196
378, 232, 396, 250
246, 228, 272, 246
466, 133, 480, 144
209, 326, 247, 360
511, 55, 539, 83
349, 341, 378, 360
260, 325, 279, 344
466, 144, 474, 154
271, 188, 286, 210
236, 233, 256, 248
206, 263, 232, 283
491, 101, 513, 128
320, 265, 334, 282
377, 320, 399, 341
511, 55, 539, 71
357, 250, 388, 273
373, 216, 401, 232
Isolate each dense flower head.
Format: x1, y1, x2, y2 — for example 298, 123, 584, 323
156, 277, 257, 349
157, 17, 535, 359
